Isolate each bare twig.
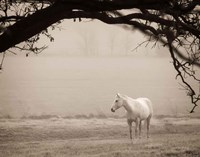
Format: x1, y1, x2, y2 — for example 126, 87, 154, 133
0, 52, 6, 70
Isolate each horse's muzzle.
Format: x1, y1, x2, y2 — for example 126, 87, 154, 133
111, 108, 115, 112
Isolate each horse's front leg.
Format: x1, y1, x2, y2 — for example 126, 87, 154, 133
135, 119, 139, 138
127, 119, 132, 140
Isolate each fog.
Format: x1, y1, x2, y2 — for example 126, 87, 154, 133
0, 20, 198, 117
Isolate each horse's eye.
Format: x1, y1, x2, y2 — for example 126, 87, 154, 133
115, 100, 118, 103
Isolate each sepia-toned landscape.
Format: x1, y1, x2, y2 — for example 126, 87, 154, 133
1, 56, 200, 157
0, 115, 200, 157
1, 1, 200, 157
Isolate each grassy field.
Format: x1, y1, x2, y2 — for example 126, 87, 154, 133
0, 116, 200, 157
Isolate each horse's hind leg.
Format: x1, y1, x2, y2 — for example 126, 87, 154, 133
139, 120, 142, 138
146, 115, 151, 138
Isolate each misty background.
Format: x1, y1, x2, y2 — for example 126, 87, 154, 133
0, 20, 198, 118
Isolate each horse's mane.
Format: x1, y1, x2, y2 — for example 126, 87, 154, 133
120, 94, 134, 101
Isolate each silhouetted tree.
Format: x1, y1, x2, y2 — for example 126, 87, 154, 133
0, 0, 200, 112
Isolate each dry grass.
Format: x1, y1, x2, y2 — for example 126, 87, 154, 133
0, 117, 200, 157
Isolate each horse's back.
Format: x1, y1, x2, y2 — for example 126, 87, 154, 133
136, 98, 153, 118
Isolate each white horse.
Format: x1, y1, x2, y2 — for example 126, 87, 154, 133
111, 93, 153, 139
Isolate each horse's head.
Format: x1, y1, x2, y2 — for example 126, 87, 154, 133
111, 93, 124, 112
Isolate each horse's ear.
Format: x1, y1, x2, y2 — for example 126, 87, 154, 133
116, 93, 121, 98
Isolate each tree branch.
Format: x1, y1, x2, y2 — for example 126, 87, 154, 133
166, 33, 199, 113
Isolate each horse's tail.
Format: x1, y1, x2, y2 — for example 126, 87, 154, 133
144, 99, 153, 129
144, 98, 153, 117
